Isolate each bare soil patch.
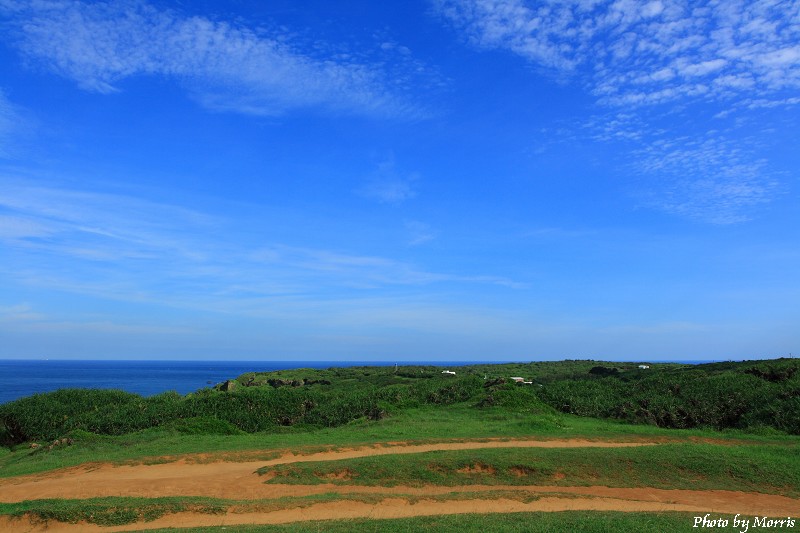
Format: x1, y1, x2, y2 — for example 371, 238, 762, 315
1, 437, 797, 531
456, 463, 496, 475
509, 465, 536, 477
317, 469, 356, 481
0, 438, 658, 502
2, 491, 799, 532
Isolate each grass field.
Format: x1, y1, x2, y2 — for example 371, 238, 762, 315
259, 441, 800, 496
1, 360, 798, 531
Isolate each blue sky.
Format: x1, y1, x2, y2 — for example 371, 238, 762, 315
0, 0, 798, 361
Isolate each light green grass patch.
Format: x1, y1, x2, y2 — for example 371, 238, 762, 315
2, 403, 796, 479
260, 443, 800, 497
0, 497, 226, 526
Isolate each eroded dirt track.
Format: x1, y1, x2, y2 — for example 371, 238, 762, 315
2, 492, 799, 533
0, 439, 656, 502
1, 438, 797, 531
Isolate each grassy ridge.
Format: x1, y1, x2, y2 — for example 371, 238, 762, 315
259, 443, 800, 497
7, 402, 793, 480
0, 497, 226, 526
2, 358, 799, 451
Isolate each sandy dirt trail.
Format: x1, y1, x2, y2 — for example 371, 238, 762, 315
2, 493, 799, 533
1, 438, 798, 531
0, 439, 656, 502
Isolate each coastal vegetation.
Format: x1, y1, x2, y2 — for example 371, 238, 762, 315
0, 358, 798, 531
2, 358, 798, 447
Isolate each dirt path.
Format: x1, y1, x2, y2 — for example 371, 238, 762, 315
0, 439, 657, 502
2, 492, 799, 533
1, 438, 797, 531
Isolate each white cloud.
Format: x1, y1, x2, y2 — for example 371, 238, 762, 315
0, 178, 525, 314
1, 0, 424, 118
250, 244, 523, 288
546, 111, 780, 223
745, 96, 800, 109
0, 303, 45, 321
0, 213, 58, 240
359, 178, 418, 204
435, 0, 800, 107
357, 158, 419, 204
633, 135, 778, 224
524, 227, 596, 239
405, 220, 436, 246
0, 91, 21, 157
0, 179, 217, 260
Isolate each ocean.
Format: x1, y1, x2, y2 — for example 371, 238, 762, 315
0, 359, 470, 405
0, 359, 391, 405
0, 358, 722, 405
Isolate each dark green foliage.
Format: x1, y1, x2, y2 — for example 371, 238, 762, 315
2, 359, 797, 445
745, 361, 798, 382
0, 375, 485, 445
538, 359, 800, 433
589, 366, 620, 377
164, 417, 244, 435
477, 381, 555, 414
0, 389, 141, 444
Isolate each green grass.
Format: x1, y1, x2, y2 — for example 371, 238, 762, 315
0, 493, 593, 527
259, 443, 800, 497
139, 512, 775, 533
5, 359, 798, 449
0, 497, 227, 526
0, 494, 386, 527
2, 402, 796, 479
2, 361, 798, 532
4, 496, 789, 532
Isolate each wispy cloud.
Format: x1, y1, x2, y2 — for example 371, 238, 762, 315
405, 220, 437, 245
0, 178, 524, 315
435, 1, 796, 224
488, 0, 799, 228
435, 0, 800, 107
251, 244, 523, 288
632, 135, 778, 224
0, 91, 22, 157
0, 303, 45, 321
357, 157, 419, 204
545, 110, 781, 224
524, 227, 596, 239
1, 0, 427, 118
0, 179, 218, 260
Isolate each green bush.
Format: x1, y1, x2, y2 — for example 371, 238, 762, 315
536, 360, 800, 433
164, 417, 244, 435
0, 375, 488, 444
4, 361, 795, 444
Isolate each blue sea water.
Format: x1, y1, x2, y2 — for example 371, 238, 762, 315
0, 359, 469, 405
0, 360, 388, 405
0, 358, 723, 405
